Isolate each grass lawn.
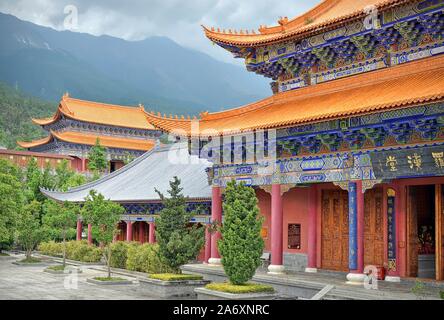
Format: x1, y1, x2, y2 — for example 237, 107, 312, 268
148, 273, 203, 281
18, 257, 42, 263
205, 282, 274, 294
46, 265, 66, 271
93, 277, 127, 282
0, 253, 10, 256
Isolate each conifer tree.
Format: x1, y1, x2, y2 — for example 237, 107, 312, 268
218, 180, 264, 285
155, 177, 205, 274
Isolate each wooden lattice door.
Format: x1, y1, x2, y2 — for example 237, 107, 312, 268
321, 189, 349, 272
364, 188, 385, 268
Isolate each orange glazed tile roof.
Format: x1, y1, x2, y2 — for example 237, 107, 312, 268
203, 0, 408, 47
18, 131, 156, 151
145, 55, 444, 136
32, 94, 157, 130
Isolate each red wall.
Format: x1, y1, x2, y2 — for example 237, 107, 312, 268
283, 187, 310, 254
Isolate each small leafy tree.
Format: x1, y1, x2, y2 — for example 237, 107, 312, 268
43, 200, 78, 267
87, 138, 108, 175
155, 177, 205, 274
24, 157, 41, 202
81, 190, 124, 278
218, 180, 264, 285
0, 159, 24, 253
17, 200, 45, 260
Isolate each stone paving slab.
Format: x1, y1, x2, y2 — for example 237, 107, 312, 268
0, 253, 159, 300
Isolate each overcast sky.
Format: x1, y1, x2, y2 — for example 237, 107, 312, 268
0, 0, 320, 64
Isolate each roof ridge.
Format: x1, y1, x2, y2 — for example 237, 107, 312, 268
64, 96, 146, 112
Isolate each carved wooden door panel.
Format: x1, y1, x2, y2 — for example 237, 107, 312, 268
364, 188, 385, 268
321, 189, 349, 272
407, 186, 419, 277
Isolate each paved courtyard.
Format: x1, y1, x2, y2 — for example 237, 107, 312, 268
0, 253, 162, 300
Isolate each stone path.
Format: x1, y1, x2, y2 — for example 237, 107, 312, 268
0, 253, 159, 300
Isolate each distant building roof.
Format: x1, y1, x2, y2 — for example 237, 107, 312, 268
41, 144, 212, 203
32, 93, 157, 130
17, 130, 156, 151
0, 149, 73, 159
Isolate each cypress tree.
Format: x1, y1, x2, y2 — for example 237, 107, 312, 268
155, 176, 205, 274
218, 180, 264, 285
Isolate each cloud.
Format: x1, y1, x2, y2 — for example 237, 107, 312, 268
0, 0, 320, 64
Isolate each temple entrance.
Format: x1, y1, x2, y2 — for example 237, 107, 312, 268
363, 187, 385, 268
407, 185, 436, 279
132, 221, 149, 243
321, 189, 349, 272
110, 160, 125, 173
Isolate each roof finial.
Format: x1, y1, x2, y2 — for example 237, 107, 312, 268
63, 92, 69, 99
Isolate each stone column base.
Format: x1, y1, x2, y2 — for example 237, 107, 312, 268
268, 264, 285, 275
304, 267, 318, 273
384, 276, 401, 282
346, 272, 365, 285
208, 258, 221, 266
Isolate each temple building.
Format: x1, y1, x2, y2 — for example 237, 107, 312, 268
42, 144, 212, 261
138, 0, 444, 282
37, 0, 444, 283
18, 93, 162, 172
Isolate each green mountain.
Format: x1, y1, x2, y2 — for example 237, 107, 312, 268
0, 81, 56, 149
0, 12, 270, 115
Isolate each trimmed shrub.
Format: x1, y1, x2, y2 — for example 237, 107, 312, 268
205, 282, 274, 294
66, 240, 102, 262
109, 241, 137, 269
38, 241, 63, 257
149, 273, 203, 281
39, 240, 102, 262
126, 243, 173, 274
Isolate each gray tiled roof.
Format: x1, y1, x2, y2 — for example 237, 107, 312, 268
41, 144, 212, 202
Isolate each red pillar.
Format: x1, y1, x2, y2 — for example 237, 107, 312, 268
76, 219, 82, 241
204, 225, 211, 264
306, 185, 317, 272
356, 181, 364, 274
269, 184, 284, 274
398, 183, 407, 277
126, 221, 133, 242
149, 222, 155, 243
81, 158, 87, 172
209, 186, 222, 265
139, 222, 144, 244
87, 224, 92, 245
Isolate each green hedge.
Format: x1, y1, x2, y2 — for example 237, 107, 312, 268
205, 282, 275, 294
39, 240, 102, 263
109, 241, 139, 269
39, 241, 174, 272
38, 241, 63, 257
126, 243, 174, 274
149, 273, 203, 281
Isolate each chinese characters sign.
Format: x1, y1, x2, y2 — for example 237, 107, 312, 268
387, 193, 396, 271
371, 146, 444, 179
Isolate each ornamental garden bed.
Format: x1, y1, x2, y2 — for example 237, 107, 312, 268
139, 273, 210, 298
44, 265, 83, 274
195, 283, 276, 300
12, 257, 50, 266
86, 277, 133, 285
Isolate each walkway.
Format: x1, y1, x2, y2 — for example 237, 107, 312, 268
0, 253, 156, 300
